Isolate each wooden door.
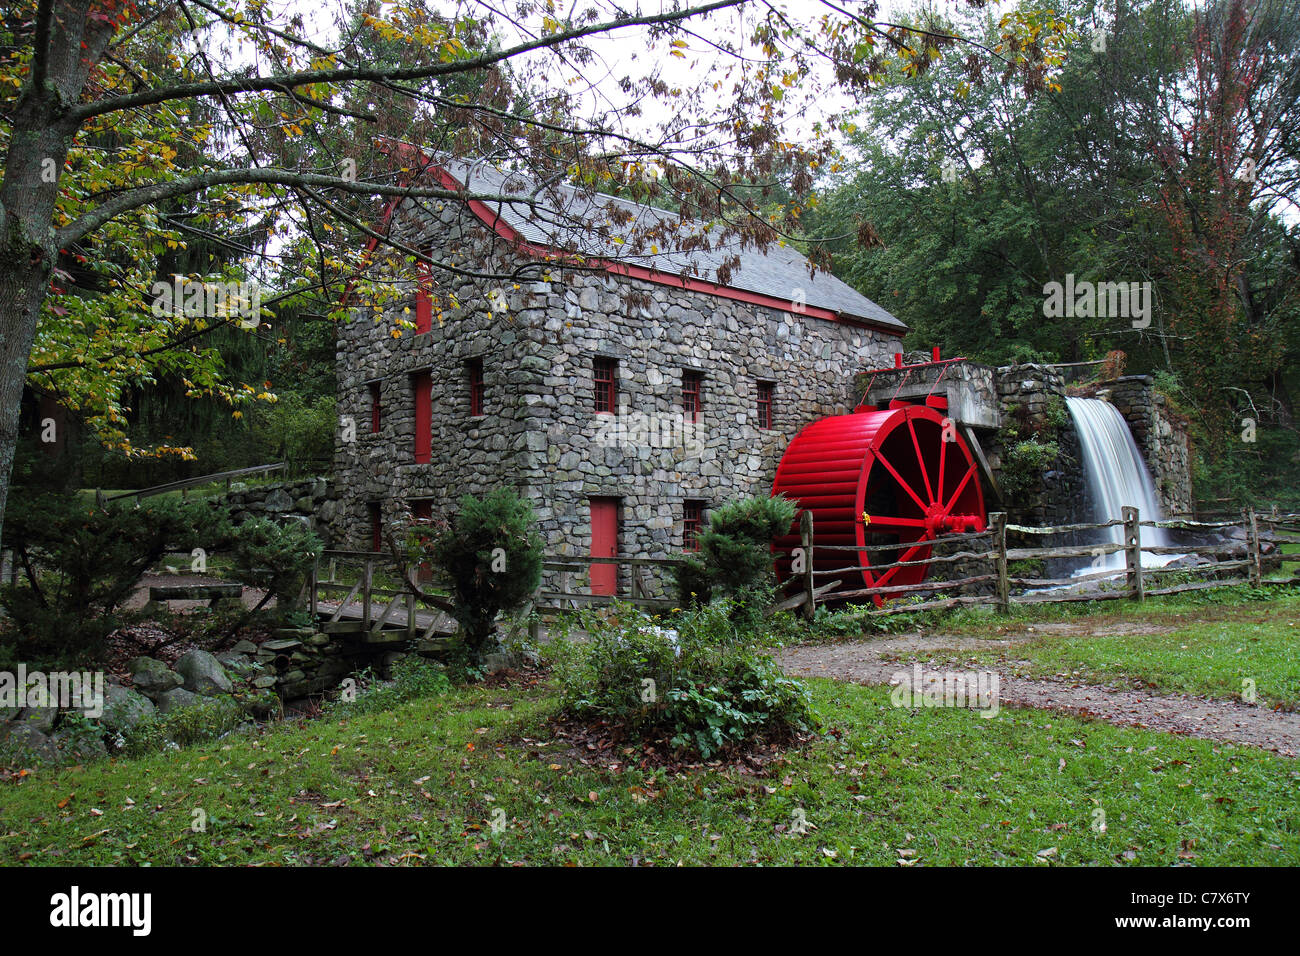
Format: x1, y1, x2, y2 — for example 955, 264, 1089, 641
590, 497, 619, 596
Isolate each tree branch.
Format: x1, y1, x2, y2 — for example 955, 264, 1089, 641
68, 0, 748, 123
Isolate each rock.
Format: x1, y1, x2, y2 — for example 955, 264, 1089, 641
262, 638, 304, 653
15, 705, 58, 733
231, 639, 259, 655
0, 723, 61, 764
252, 675, 278, 689
128, 657, 183, 696
156, 687, 203, 714
175, 649, 233, 696
52, 727, 108, 763
265, 488, 294, 512
99, 685, 155, 736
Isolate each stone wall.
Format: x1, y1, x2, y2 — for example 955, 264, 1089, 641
332, 197, 902, 595
1092, 375, 1194, 516
222, 477, 336, 545
989, 364, 1086, 528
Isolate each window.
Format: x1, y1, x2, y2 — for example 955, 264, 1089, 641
683, 500, 705, 552
682, 370, 703, 423
593, 357, 617, 414
411, 370, 432, 464
756, 380, 775, 429
369, 502, 382, 553
414, 262, 432, 334
467, 358, 485, 416
368, 381, 381, 434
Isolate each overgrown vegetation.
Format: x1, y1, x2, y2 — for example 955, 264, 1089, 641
0, 492, 232, 666
418, 488, 543, 666
551, 600, 815, 759
231, 517, 323, 616
674, 495, 798, 621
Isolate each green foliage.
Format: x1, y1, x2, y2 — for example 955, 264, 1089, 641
247, 393, 335, 476
231, 518, 322, 613
673, 495, 797, 616
0, 492, 232, 666
552, 600, 815, 759
998, 437, 1061, 502
325, 655, 452, 717
122, 696, 248, 757
419, 488, 543, 664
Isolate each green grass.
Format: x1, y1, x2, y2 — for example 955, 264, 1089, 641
3, 677, 1296, 866
898, 592, 1300, 707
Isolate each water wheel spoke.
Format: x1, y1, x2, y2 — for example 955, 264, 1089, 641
873, 536, 932, 590
945, 463, 977, 513
873, 448, 929, 513
907, 417, 936, 505
937, 429, 948, 505
864, 516, 927, 530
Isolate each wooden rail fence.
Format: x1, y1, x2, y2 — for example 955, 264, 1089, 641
295, 505, 1300, 639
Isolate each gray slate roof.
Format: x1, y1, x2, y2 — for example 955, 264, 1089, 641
436, 157, 905, 331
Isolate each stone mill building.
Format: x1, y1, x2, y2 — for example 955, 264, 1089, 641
331, 154, 907, 591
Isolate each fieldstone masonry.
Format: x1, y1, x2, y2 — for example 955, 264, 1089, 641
331, 195, 902, 596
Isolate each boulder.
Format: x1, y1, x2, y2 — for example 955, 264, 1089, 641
128, 657, 183, 697
231, 639, 259, 655
0, 723, 61, 764
156, 687, 203, 714
52, 727, 108, 763
14, 705, 58, 733
98, 684, 156, 736
175, 650, 233, 696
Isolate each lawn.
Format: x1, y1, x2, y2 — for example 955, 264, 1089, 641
3, 675, 1296, 866
895, 591, 1300, 708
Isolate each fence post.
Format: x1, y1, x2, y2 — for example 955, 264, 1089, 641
991, 511, 1009, 612
1248, 506, 1262, 587
1123, 506, 1144, 601
800, 510, 815, 621
362, 559, 373, 630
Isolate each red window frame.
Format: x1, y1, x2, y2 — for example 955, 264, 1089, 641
369, 502, 382, 553
414, 262, 432, 334
411, 370, 432, 464
594, 357, 617, 414
468, 358, 484, 416
683, 500, 704, 552
682, 370, 702, 423
368, 381, 381, 434
756, 380, 774, 429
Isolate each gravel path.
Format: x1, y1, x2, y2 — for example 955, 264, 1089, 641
775, 633, 1300, 757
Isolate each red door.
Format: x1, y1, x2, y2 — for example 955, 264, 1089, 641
590, 498, 619, 596
412, 371, 431, 463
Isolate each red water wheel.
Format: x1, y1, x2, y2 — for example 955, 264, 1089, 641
772, 405, 987, 606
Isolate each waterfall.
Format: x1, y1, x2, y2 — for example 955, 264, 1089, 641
1065, 397, 1172, 570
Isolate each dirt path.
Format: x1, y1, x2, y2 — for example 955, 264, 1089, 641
775, 633, 1300, 757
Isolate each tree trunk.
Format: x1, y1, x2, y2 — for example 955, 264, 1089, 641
0, 0, 115, 551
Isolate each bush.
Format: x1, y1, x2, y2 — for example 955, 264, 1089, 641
231, 518, 322, 615
0, 493, 232, 666
552, 600, 815, 759
324, 655, 451, 716
122, 696, 248, 756
417, 488, 543, 665
673, 495, 798, 617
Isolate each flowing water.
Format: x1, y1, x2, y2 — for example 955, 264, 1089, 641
1066, 397, 1174, 571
